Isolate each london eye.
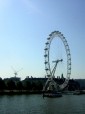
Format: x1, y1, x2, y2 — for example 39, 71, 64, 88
43, 31, 71, 91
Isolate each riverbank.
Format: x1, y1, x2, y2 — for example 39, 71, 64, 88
0, 90, 43, 95
0, 90, 85, 95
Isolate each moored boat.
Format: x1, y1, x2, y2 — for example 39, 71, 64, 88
43, 91, 62, 98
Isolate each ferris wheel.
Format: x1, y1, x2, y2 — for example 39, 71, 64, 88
44, 31, 71, 90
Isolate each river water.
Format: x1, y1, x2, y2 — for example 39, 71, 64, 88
0, 94, 85, 114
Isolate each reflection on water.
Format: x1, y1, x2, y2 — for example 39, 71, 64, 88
0, 94, 85, 114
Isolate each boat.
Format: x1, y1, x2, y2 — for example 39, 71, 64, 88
73, 90, 85, 95
43, 91, 62, 98
62, 91, 74, 95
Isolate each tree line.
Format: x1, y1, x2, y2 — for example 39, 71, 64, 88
0, 77, 44, 91
0, 77, 80, 92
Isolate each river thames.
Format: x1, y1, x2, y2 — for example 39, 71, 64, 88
0, 94, 85, 114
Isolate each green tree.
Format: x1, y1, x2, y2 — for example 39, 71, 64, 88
0, 78, 6, 90
7, 80, 16, 90
23, 80, 32, 90
16, 81, 23, 90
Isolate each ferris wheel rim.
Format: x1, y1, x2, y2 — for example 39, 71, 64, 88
44, 31, 71, 89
